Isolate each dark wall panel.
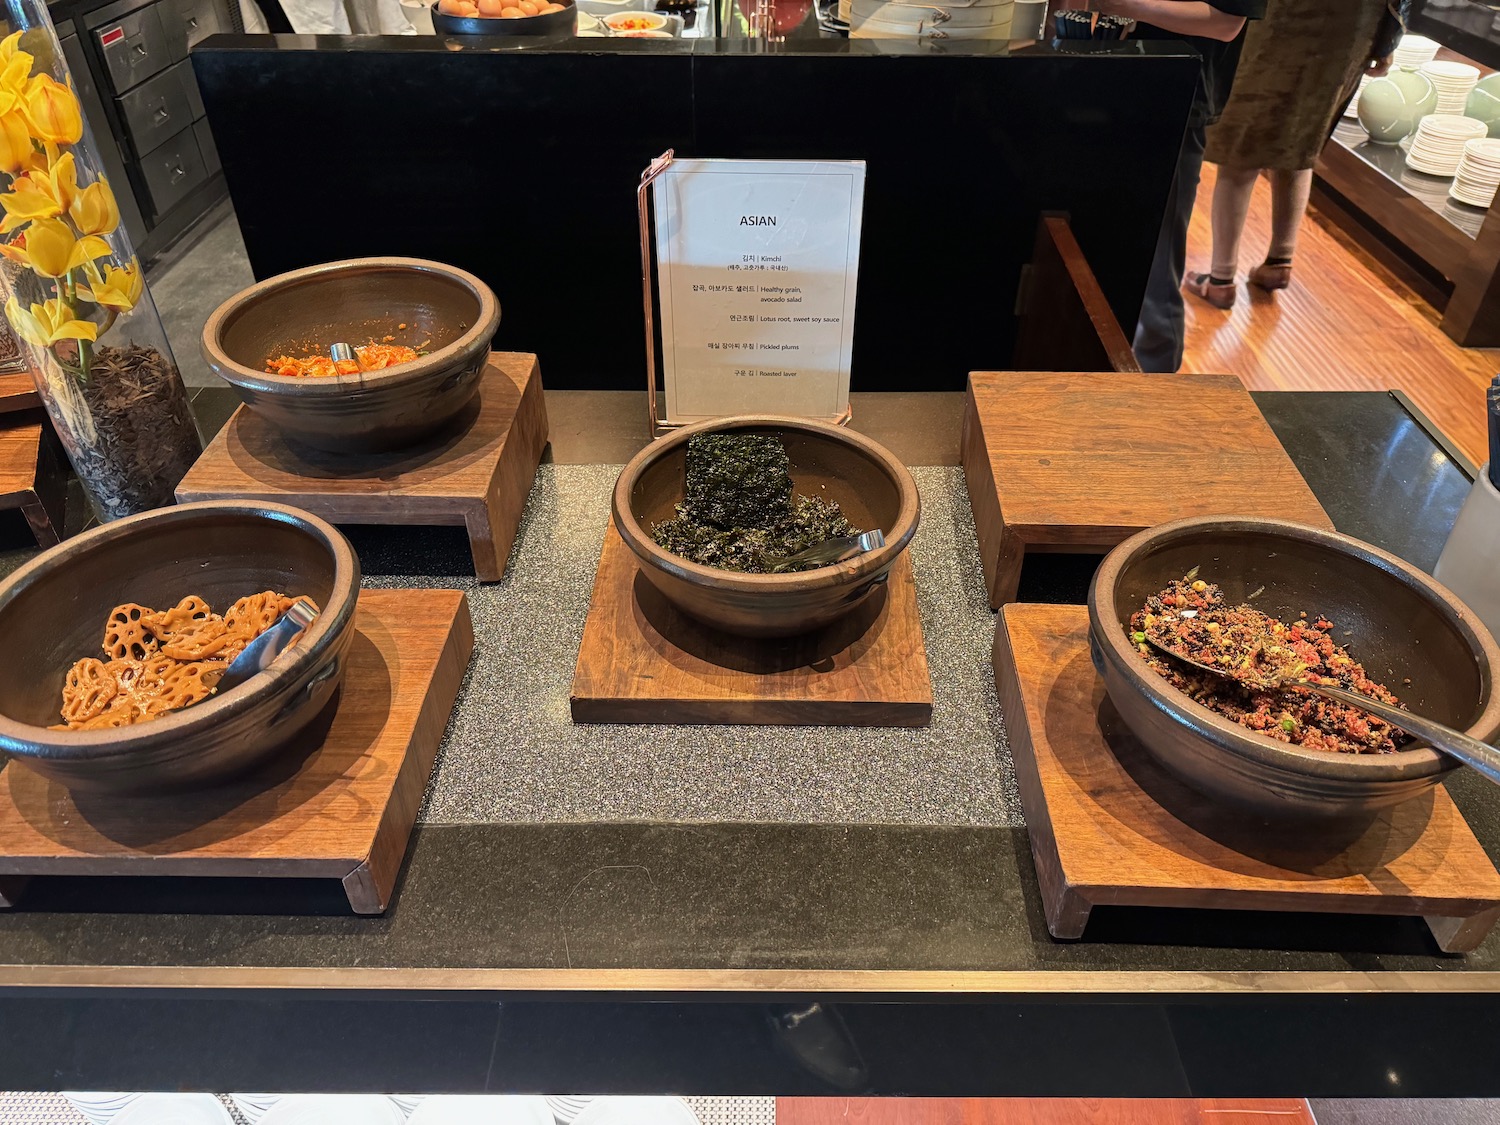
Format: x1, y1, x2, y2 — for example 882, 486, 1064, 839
194, 37, 1198, 390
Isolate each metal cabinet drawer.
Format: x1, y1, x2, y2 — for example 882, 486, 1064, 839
194, 118, 220, 176
174, 0, 226, 46
117, 60, 195, 157
139, 127, 208, 217
95, 4, 175, 94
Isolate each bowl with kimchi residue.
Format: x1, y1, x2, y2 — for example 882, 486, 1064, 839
202, 257, 501, 454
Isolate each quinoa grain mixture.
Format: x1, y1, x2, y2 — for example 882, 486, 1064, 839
1129, 575, 1409, 755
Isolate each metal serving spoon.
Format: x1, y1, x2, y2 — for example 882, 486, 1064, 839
1142, 633, 1500, 785
217, 598, 319, 695
765, 529, 885, 574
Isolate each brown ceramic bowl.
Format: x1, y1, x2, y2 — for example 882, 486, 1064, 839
1088, 516, 1500, 820
612, 416, 920, 638
202, 257, 501, 454
0, 501, 360, 794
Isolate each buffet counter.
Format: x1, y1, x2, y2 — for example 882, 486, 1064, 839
0, 386, 1494, 1099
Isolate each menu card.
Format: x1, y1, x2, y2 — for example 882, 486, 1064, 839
652, 158, 866, 425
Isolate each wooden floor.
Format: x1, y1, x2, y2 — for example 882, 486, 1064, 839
1182, 163, 1497, 466
777, 1099, 1316, 1124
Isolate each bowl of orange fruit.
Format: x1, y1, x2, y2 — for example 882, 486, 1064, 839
432, 0, 574, 33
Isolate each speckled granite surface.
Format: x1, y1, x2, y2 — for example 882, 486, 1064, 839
362, 463, 1021, 829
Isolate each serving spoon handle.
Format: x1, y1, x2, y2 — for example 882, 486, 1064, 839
1298, 681, 1500, 786
1143, 634, 1500, 784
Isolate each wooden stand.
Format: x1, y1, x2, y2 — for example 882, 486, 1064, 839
176, 354, 549, 582
993, 603, 1500, 951
961, 371, 1334, 608
0, 324, 37, 415
0, 409, 64, 547
571, 523, 933, 726
0, 588, 473, 914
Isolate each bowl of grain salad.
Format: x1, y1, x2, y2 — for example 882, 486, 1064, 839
1088, 516, 1500, 820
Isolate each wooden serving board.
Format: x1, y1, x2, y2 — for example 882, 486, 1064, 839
993, 602, 1500, 951
571, 523, 933, 726
961, 372, 1334, 607
0, 588, 473, 914
176, 354, 549, 582
0, 409, 63, 547
0, 324, 37, 415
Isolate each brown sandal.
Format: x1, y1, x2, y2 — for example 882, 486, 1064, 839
1184, 272, 1236, 309
1248, 260, 1293, 291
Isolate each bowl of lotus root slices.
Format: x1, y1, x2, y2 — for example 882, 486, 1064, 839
0, 500, 360, 793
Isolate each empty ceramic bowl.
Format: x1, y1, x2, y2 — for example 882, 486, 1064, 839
1359, 70, 1438, 144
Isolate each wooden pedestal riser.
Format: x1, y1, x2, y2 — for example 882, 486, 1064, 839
993, 602, 1500, 952
961, 372, 1333, 608
176, 354, 549, 582
0, 589, 473, 914
572, 525, 933, 727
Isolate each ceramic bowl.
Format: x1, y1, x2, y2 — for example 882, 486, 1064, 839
430, 0, 575, 34
602, 8, 668, 29
0, 501, 360, 794
612, 416, 920, 638
1087, 516, 1500, 821
1359, 70, 1439, 144
202, 257, 501, 454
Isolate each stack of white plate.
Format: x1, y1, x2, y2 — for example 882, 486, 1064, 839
546, 1097, 594, 1123
1344, 72, 1375, 118
405, 1096, 554, 1124
257, 1096, 407, 1125
1452, 137, 1500, 206
1422, 60, 1481, 115
1406, 114, 1489, 176
1394, 34, 1441, 71
113, 1095, 233, 1125
573, 1099, 700, 1125
63, 1093, 142, 1125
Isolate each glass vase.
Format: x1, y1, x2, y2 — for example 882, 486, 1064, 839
0, 2, 200, 523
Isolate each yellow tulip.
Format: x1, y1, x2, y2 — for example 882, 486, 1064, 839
0, 110, 30, 175
23, 74, 81, 146
80, 261, 142, 312
0, 30, 28, 62
15, 217, 109, 277
5, 295, 98, 349
0, 153, 80, 233
69, 176, 119, 237
0, 33, 35, 117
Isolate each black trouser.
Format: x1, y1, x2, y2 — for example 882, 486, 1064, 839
1133, 120, 1207, 374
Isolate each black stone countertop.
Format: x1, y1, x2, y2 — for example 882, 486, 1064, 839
0, 388, 1496, 1098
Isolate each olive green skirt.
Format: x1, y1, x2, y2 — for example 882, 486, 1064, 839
1205, 0, 1388, 171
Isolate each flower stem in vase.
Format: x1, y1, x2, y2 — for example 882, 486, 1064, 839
0, 20, 200, 521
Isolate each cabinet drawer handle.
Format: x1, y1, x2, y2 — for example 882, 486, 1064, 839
169, 165, 185, 182
186, 16, 198, 27
154, 106, 170, 121
131, 42, 148, 55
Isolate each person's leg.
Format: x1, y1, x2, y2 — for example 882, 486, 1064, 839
1250, 167, 1312, 290
1208, 164, 1258, 280
1133, 123, 1207, 373
1184, 162, 1257, 309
